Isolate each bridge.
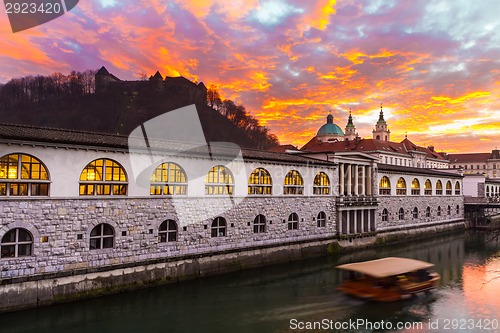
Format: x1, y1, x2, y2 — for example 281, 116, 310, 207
464, 197, 500, 229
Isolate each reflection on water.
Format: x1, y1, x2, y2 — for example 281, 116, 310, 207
1, 230, 499, 333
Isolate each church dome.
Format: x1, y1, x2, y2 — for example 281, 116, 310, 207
317, 114, 344, 137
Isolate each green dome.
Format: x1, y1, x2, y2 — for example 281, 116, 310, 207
317, 114, 344, 137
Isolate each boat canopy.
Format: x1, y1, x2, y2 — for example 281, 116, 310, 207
336, 257, 435, 279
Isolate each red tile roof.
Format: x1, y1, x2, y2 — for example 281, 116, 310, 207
447, 153, 492, 163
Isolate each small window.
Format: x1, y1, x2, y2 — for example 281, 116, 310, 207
90, 223, 114, 250
211, 217, 227, 237
248, 168, 272, 195
447, 205, 451, 216
313, 172, 330, 195
0, 153, 50, 196
398, 208, 405, 220
159, 220, 178, 242
150, 162, 187, 195
283, 170, 304, 195
426, 206, 431, 218
379, 176, 391, 195
437, 206, 442, 217
288, 213, 299, 230
317, 211, 326, 227
80, 159, 127, 196
1, 228, 33, 258
396, 177, 407, 195
412, 207, 419, 219
381, 208, 388, 222
253, 214, 266, 233
456, 205, 460, 215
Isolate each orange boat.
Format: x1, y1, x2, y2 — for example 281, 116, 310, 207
336, 257, 440, 302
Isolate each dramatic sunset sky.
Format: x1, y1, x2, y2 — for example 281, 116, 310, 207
1, 0, 499, 152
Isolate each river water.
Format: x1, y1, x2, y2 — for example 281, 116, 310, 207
1, 230, 499, 333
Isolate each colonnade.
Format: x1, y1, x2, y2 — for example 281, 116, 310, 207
339, 209, 376, 234
339, 163, 373, 196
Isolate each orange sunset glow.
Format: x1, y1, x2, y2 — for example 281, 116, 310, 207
1, 0, 500, 152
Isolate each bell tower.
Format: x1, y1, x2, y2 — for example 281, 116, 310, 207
344, 109, 357, 140
372, 103, 390, 141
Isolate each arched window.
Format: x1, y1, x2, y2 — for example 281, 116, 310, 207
1, 228, 32, 258
398, 208, 405, 220
0, 153, 49, 196
205, 165, 234, 195
284, 170, 304, 195
426, 206, 431, 218
253, 215, 266, 233
396, 177, 407, 195
455, 181, 461, 195
411, 178, 420, 195
456, 205, 460, 215
424, 179, 432, 195
80, 159, 127, 196
317, 211, 326, 227
436, 180, 443, 195
437, 206, 442, 217
248, 168, 272, 195
447, 205, 451, 216
159, 220, 177, 242
379, 176, 391, 195
313, 172, 330, 195
381, 208, 388, 222
90, 223, 114, 250
288, 213, 299, 230
150, 162, 187, 195
446, 181, 452, 195
412, 207, 419, 219
211, 217, 226, 237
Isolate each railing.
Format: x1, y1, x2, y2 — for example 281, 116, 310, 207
336, 196, 379, 206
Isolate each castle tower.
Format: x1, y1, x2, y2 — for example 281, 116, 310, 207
344, 109, 357, 140
372, 104, 390, 141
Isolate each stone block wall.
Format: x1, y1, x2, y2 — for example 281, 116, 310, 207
0, 196, 336, 280
377, 195, 464, 229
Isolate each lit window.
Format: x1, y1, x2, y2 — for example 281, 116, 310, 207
396, 177, 407, 195
411, 178, 420, 195
313, 172, 330, 195
379, 176, 391, 195
253, 214, 266, 233
284, 170, 304, 195
211, 217, 227, 237
0, 153, 49, 196
455, 181, 461, 195
288, 213, 299, 230
436, 180, 443, 195
150, 162, 187, 195
159, 220, 177, 242
412, 207, 419, 219
424, 179, 432, 195
80, 159, 127, 196
398, 208, 405, 220
1, 228, 32, 258
381, 208, 388, 222
205, 165, 234, 195
90, 223, 114, 250
317, 211, 326, 227
446, 181, 452, 195
426, 207, 431, 218
248, 168, 272, 195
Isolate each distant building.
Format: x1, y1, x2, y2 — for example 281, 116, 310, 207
448, 149, 500, 178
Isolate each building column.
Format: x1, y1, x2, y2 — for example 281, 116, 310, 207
370, 209, 376, 231
340, 164, 345, 196
367, 166, 372, 196
346, 164, 352, 196
360, 209, 364, 233
346, 210, 350, 234
354, 165, 359, 196
361, 166, 366, 195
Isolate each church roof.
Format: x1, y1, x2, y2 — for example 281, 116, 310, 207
317, 123, 344, 137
